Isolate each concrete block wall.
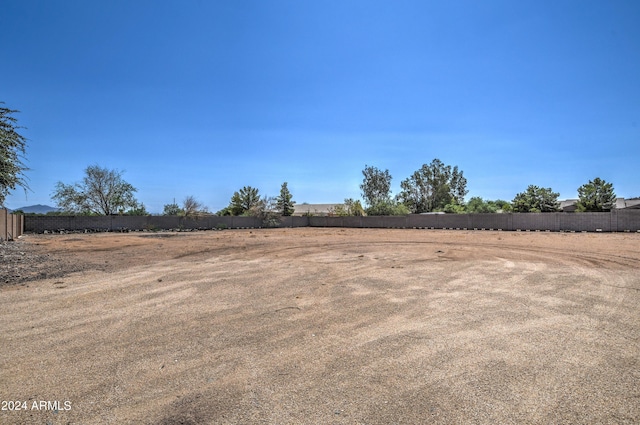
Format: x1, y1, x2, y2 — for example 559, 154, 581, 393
615, 210, 640, 231
25, 215, 280, 233
342, 216, 364, 228
23, 210, 640, 233
513, 213, 559, 231
1, 209, 24, 241
559, 212, 611, 232
1, 208, 8, 240
406, 214, 439, 228
361, 216, 408, 228
469, 214, 510, 230
16, 214, 23, 239
148, 216, 181, 229
25, 215, 73, 232
111, 216, 149, 230
279, 216, 310, 227
308, 216, 328, 227
438, 214, 472, 229
180, 217, 210, 230
318, 216, 408, 228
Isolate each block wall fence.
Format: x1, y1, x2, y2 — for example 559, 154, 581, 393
0, 209, 24, 241
23, 210, 640, 233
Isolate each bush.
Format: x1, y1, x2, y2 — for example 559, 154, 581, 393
443, 203, 466, 214
366, 200, 410, 216
143, 223, 158, 232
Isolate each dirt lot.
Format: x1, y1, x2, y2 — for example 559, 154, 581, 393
1, 228, 639, 424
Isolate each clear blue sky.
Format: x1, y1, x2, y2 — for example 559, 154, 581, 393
3, 0, 639, 213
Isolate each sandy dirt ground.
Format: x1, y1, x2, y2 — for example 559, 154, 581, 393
1, 228, 639, 424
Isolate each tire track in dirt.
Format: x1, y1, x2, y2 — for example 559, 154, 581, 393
2, 229, 638, 424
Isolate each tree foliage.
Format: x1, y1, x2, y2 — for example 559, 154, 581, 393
493, 199, 512, 212
183, 195, 209, 217
249, 196, 280, 227
576, 177, 616, 212
125, 203, 149, 216
438, 198, 512, 214
397, 159, 468, 213
215, 206, 233, 216
51, 165, 139, 215
511, 185, 559, 212
229, 186, 261, 216
365, 199, 409, 216
443, 200, 467, 214
0, 103, 29, 206
333, 198, 366, 216
276, 182, 295, 216
465, 197, 498, 213
344, 198, 365, 216
360, 165, 392, 207
163, 202, 184, 216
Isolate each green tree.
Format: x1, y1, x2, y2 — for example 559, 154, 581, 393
333, 198, 366, 216
466, 197, 497, 213
163, 202, 184, 216
449, 165, 468, 206
360, 165, 392, 207
344, 198, 365, 216
576, 177, 616, 212
52, 165, 139, 215
125, 202, 149, 216
276, 182, 295, 216
511, 185, 559, 212
397, 159, 468, 213
216, 206, 232, 216
443, 200, 466, 214
1, 103, 29, 206
365, 199, 410, 216
493, 199, 512, 212
229, 186, 261, 216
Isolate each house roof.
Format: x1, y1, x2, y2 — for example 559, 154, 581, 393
559, 199, 579, 211
624, 199, 640, 209
292, 199, 640, 215
293, 203, 343, 215
559, 198, 640, 211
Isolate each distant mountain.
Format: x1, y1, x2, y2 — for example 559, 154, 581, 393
11, 204, 60, 214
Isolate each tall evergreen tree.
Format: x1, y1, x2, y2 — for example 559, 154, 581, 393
276, 182, 295, 216
163, 202, 184, 216
229, 186, 261, 216
576, 178, 616, 211
511, 185, 559, 212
